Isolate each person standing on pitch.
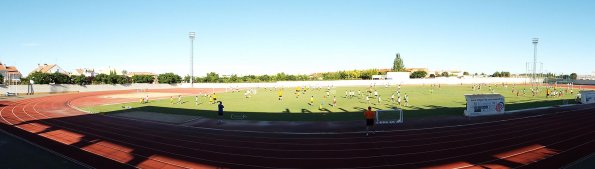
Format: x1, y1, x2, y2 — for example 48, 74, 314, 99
333, 96, 337, 107
212, 93, 217, 103
217, 101, 225, 124
364, 106, 375, 136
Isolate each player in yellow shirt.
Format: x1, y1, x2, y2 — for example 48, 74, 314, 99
310, 96, 314, 106
278, 90, 283, 100
212, 93, 217, 104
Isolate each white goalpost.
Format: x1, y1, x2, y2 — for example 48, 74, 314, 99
375, 109, 403, 124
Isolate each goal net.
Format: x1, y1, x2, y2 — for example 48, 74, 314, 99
376, 109, 403, 124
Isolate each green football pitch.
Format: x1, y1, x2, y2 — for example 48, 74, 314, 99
83, 84, 579, 121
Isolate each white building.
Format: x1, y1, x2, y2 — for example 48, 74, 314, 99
31, 64, 69, 75
72, 68, 95, 77
96, 67, 126, 75
386, 72, 411, 80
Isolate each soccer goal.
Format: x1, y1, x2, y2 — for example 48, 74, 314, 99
376, 109, 403, 124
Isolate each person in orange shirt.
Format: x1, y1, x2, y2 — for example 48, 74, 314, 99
364, 106, 375, 136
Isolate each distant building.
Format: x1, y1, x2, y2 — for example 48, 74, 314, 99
430, 70, 464, 77
386, 72, 411, 80
96, 67, 125, 75
577, 72, 595, 80
126, 72, 156, 77
404, 68, 429, 73
31, 64, 70, 75
72, 68, 95, 77
404, 68, 430, 77
0, 62, 22, 83
377, 68, 392, 74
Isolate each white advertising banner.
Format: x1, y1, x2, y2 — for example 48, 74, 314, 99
464, 94, 505, 117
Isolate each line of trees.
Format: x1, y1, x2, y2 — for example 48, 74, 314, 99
183, 72, 314, 83
491, 71, 511, 77
22, 72, 185, 85
158, 73, 182, 84
23, 69, 569, 85
410, 71, 427, 78
132, 75, 155, 83
180, 69, 387, 83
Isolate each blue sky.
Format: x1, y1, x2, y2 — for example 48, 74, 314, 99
1, 0, 594, 77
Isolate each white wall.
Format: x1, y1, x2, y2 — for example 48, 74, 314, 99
1, 84, 181, 94
2, 77, 534, 95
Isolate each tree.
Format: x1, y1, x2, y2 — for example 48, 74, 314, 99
392, 53, 405, 72
560, 74, 570, 79
492, 72, 502, 77
132, 75, 154, 83
230, 74, 240, 82
463, 72, 469, 76
360, 69, 379, 79
183, 75, 191, 83
92, 74, 108, 84
0, 74, 3, 84
441, 72, 449, 77
71, 75, 90, 85
338, 71, 349, 79
410, 71, 427, 78
258, 75, 271, 82
429, 74, 436, 78
205, 72, 219, 82
501, 72, 511, 77
104, 73, 130, 84
194, 77, 203, 83
275, 72, 287, 81
158, 73, 182, 84
115, 75, 131, 84
296, 74, 310, 81
51, 72, 71, 84
19, 78, 30, 85
285, 74, 296, 81
570, 73, 578, 80
28, 72, 52, 84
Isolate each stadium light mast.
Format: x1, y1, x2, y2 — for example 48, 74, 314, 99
532, 38, 538, 87
189, 32, 195, 88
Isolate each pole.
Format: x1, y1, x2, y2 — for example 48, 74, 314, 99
189, 32, 195, 88
532, 38, 538, 88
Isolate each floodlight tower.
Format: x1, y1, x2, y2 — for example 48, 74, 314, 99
189, 32, 195, 88
532, 38, 538, 87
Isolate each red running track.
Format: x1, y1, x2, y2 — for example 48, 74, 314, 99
0, 90, 594, 169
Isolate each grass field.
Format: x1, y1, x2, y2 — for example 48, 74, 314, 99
83, 84, 580, 121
